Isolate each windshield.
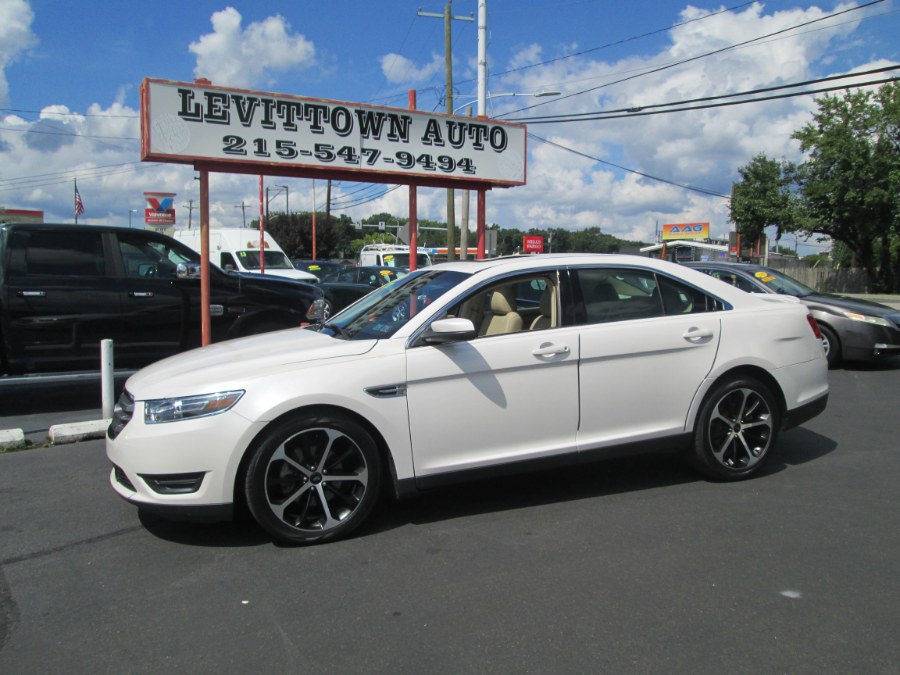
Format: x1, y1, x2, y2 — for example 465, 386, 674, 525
751, 267, 816, 296
380, 253, 432, 268
317, 269, 468, 340
237, 250, 295, 270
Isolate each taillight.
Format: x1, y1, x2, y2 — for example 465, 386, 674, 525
806, 314, 822, 339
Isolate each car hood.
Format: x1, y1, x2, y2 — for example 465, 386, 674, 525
802, 292, 897, 317
125, 328, 376, 398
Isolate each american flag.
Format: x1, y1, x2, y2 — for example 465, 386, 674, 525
74, 182, 85, 217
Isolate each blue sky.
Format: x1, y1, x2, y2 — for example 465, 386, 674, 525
1, 0, 897, 254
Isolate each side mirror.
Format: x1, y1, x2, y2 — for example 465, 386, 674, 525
421, 317, 476, 345
176, 262, 201, 279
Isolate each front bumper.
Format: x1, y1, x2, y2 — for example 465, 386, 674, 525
832, 320, 900, 362
106, 398, 266, 511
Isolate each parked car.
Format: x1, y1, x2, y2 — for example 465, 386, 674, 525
0, 222, 322, 375
107, 254, 828, 545
318, 265, 407, 319
683, 261, 900, 367
291, 259, 344, 280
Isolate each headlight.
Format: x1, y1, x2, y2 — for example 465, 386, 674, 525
144, 390, 244, 424
307, 298, 325, 321
841, 311, 891, 327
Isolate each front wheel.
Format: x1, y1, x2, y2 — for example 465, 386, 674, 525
690, 377, 780, 481
818, 323, 841, 368
244, 413, 382, 545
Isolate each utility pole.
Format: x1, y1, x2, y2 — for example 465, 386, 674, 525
325, 179, 332, 223
418, 2, 473, 260
183, 199, 196, 229
234, 201, 248, 227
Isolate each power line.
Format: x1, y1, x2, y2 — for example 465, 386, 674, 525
461, 0, 758, 85
507, 66, 900, 123
529, 133, 729, 199
503, 0, 886, 117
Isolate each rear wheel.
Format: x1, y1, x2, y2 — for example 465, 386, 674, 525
818, 323, 840, 368
244, 413, 382, 545
690, 376, 779, 480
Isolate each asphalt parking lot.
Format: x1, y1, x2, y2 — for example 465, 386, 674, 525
0, 358, 898, 673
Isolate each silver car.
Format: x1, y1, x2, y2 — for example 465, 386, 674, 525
684, 261, 900, 367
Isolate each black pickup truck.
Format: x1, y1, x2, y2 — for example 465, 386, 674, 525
0, 223, 323, 376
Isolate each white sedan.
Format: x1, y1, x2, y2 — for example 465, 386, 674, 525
107, 254, 829, 545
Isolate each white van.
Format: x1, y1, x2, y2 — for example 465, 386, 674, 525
173, 228, 317, 282
358, 244, 433, 269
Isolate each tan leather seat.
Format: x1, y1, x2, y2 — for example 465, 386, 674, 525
530, 288, 555, 330
480, 287, 523, 336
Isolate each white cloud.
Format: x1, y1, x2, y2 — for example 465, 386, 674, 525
379, 53, 444, 84
189, 7, 316, 88
485, 1, 876, 243
0, 2, 888, 253
0, 0, 38, 107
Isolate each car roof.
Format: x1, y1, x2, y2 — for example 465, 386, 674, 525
683, 261, 765, 272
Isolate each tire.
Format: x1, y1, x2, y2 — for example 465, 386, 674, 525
244, 412, 382, 545
818, 323, 841, 368
690, 376, 780, 481
322, 299, 334, 321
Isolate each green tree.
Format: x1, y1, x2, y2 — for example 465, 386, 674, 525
792, 82, 899, 291
259, 212, 357, 260
730, 154, 798, 247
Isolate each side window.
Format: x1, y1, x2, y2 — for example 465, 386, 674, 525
117, 234, 192, 279
576, 268, 662, 324
657, 275, 722, 315
220, 252, 237, 270
8, 229, 105, 277
450, 274, 558, 337
702, 268, 757, 293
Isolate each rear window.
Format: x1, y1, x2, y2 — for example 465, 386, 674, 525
7, 229, 105, 277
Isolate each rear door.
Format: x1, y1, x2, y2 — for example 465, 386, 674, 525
574, 267, 722, 452
2, 227, 120, 372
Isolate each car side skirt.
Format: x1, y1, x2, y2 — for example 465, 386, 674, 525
397, 433, 692, 497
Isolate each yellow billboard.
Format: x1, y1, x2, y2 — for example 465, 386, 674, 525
662, 222, 709, 240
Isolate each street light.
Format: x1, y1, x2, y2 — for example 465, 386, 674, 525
128, 209, 138, 227
452, 90, 560, 115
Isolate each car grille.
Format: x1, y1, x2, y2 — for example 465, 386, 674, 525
107, 389, 135, 440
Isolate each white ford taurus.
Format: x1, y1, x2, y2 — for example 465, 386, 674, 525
107, 254, 829, 545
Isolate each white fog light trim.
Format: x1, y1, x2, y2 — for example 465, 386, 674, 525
144, 390, 244, 424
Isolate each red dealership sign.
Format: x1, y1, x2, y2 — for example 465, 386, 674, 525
523, 235, 544, 253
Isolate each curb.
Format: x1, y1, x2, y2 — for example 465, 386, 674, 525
0, 419, 109, 450
0, 428, 26, 451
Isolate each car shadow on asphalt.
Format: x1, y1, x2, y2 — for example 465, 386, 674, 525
135, 426, 837, 548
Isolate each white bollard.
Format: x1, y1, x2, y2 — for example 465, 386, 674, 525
101, 339, 114, 419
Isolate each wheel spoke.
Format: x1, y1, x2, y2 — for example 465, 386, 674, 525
271, 443, 310, 476
269, 482, 313, 520
314, 485, 341, 529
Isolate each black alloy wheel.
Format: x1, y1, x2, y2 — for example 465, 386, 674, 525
690, 376, 780, 480
244, 413, 382, 545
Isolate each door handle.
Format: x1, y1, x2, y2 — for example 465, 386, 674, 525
532, 343, 570, 357
17, 290, 46, 297
683, 327, 714, 342
129, 291, 154, 298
